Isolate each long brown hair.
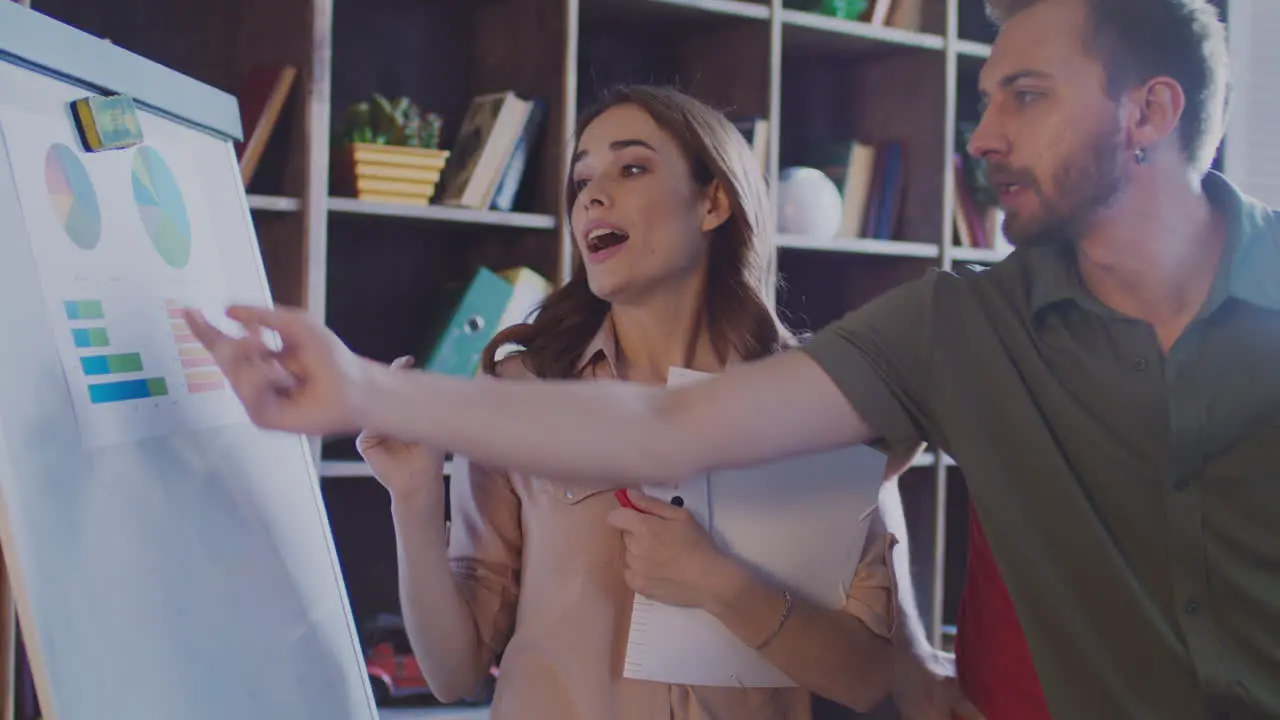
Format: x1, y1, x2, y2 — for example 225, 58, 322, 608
481, 85, 795, 379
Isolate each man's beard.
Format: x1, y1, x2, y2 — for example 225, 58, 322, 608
986, 123, 1128, 248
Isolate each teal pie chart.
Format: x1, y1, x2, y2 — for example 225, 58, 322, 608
131, 145, 192, 269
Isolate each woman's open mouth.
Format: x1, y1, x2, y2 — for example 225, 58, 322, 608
585, 226, 629, 262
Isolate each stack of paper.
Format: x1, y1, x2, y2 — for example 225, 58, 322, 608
621, 368, 887, 688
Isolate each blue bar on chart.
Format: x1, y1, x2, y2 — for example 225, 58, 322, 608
87, 377, 169, 404
72, 327, 110, 348
63, 299, 105, 320
80, 353, 144, 376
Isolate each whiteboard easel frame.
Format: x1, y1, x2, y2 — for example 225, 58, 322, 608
0, 5, 362, 719
0, 4, 243, 717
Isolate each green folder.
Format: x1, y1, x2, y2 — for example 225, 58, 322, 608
422, 267, 515, 377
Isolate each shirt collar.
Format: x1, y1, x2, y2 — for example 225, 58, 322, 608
1024, 243, 1080, 317
1026, 170, 1280, 317
1209, 171, 1280, 312
570, 310, 747, 377
574, 311, 620, 377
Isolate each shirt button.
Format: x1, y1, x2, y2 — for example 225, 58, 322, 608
1132, 356, 1148, 371
1185, 600, 1201, 615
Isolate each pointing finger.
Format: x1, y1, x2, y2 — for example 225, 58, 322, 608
182, 308, 232, 353
225, 305, 311, 347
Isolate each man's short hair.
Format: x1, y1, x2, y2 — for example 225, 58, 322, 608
986, 0, 1230, 175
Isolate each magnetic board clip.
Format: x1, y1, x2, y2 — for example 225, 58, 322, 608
70, 94, 144, 152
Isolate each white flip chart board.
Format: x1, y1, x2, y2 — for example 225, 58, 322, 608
0, 5, 378, 719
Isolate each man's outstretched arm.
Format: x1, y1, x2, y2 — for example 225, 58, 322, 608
361, 349, 877, 487
188, 274, 932, 490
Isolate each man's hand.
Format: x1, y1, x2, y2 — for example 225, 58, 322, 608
183, 304, 375, 435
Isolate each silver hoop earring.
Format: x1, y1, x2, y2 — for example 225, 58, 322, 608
1134, 146, 1147, 165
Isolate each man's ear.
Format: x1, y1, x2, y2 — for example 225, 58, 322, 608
1127, 75, 1185, 156
700, 179, 733, 234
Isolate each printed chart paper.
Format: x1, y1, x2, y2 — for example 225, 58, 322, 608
622, 367, 888, 687
0, 107, 247, 448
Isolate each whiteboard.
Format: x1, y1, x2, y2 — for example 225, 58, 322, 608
0, 5, 378, 720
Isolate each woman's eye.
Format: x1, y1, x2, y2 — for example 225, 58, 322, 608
621, 164, 646, 177
573, 178, 589, 192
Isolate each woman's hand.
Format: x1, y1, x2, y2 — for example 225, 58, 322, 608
182, 304, 377, 435
894, 648, 986, 720
356, 356, 448, 503
606, 490, 737, 609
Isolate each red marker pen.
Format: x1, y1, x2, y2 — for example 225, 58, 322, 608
614, 488, 653, 515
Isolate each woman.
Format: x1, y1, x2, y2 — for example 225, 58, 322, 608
353, 86, 898, 719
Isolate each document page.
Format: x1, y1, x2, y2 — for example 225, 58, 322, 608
621, 367, 887, 687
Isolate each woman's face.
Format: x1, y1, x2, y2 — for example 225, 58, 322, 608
569, 103, 730, 305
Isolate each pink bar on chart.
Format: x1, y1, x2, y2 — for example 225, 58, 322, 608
184, 369, 222, 383
187, 379, 226, 394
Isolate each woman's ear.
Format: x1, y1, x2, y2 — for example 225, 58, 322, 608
700, 179, 733, 234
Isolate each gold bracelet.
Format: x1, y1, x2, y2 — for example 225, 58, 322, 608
752, 589, 793, 650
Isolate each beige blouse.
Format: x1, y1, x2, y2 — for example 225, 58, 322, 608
446, 314, 898, 720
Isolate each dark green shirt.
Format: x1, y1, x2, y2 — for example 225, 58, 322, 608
802, 171, 1280, 719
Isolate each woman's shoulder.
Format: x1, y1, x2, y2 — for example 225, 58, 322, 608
490, 353, 537, 380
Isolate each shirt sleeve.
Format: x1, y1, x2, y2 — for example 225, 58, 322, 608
799, 272, 940, 452
447, 455, 522, 662
841, 528, 899, 640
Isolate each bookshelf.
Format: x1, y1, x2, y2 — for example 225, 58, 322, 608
16, 0, 1262, 712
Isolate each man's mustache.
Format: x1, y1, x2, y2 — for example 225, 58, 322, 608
983, 162, 1036, 188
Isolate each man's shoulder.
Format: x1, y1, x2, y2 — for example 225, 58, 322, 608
921, 257, 1029, 311
817, 263, 1012, 335
1214, 170, 1280, 262
1262, 204, 1280, 247
1225, 183, 1280, 309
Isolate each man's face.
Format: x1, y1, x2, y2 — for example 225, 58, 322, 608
969, 0, 1131, 247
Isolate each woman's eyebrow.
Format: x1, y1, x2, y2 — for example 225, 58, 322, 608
572, 138, 657, 167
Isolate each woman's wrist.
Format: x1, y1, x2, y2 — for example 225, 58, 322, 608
699, 553, 754, 616
699, 554, 792, 650
388, 479, 446, 518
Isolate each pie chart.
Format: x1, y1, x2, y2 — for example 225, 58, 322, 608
131, 145, 192, 269
45, 143, 102, 250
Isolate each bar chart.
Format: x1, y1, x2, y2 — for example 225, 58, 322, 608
63, 297, 172, 406
165, 299, 227, 394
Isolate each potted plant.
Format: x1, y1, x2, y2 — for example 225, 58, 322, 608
333, 93, 451, 206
